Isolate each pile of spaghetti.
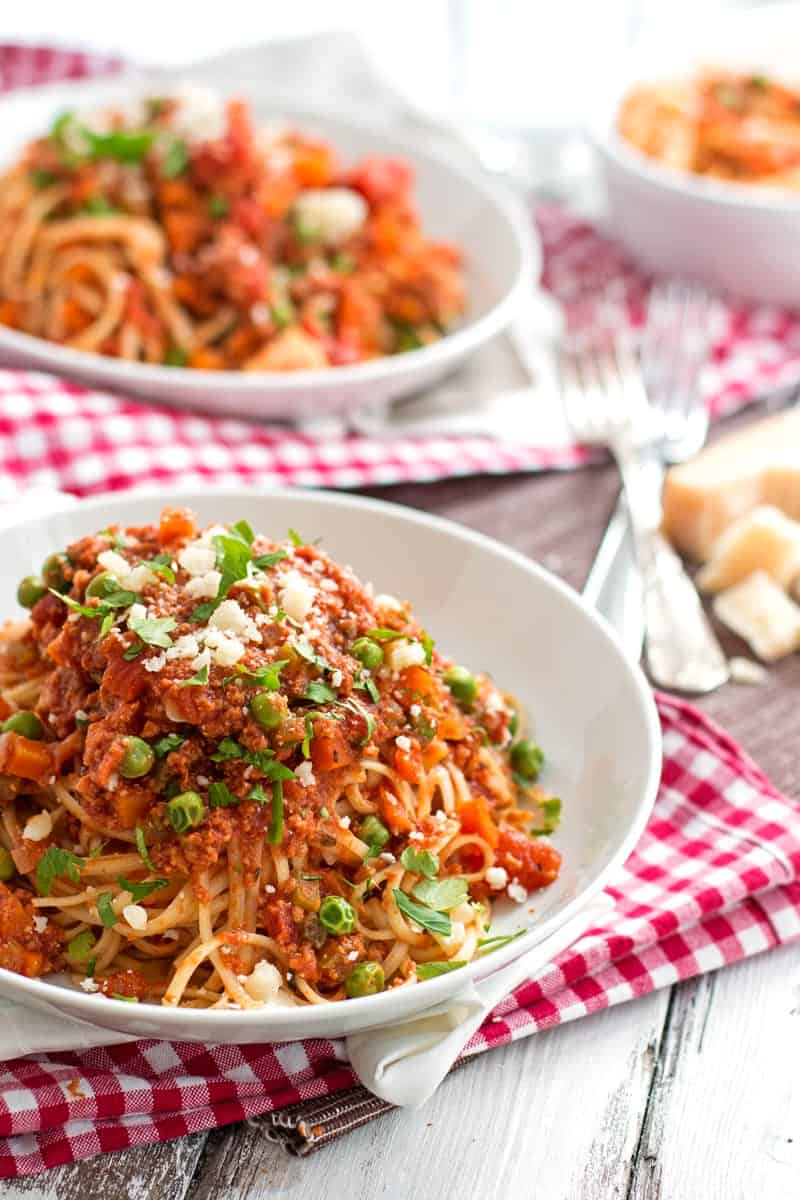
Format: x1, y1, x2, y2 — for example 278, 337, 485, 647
0, 87, 464, 369
618, 69, 800, 189
0, 509, 561, 1008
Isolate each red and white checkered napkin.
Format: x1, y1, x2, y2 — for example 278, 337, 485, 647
0, 694, 797, 1177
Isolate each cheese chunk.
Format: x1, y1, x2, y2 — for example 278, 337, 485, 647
662, 409, 800, 561
696, 505, 800, 593
713, 570, 800, 661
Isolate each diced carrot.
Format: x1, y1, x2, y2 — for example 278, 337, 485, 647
188, 347, 225, 370
158, 178, 196, 208
115, 789, 150, 829
398, 666, 437, 702
162, 210, 206, 254
456, 796, 499, 848
101, 654, 147, 701
0, 301, 20, 329
0, 733, 52, 782
159, 507, 196, 543
311, 736, 343, 773
173, 275, 216, 316
379, 787, 413, 835
422, 739, 448, 770
293, 143, 335, 187
394, 745, 422, 784
437, 713, 465, 741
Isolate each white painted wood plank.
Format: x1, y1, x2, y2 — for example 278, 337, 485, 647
629, 941, 800, 1200
189, 991, 669, 1200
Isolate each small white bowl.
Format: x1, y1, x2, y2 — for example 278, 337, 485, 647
0, 487, 661, 1043
590, 4, 800, 308
0, 76, 535, 421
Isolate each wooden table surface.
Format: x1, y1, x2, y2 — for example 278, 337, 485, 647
4, 463, 800, 1200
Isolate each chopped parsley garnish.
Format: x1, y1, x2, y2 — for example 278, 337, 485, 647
208, 781, 239, 808
400, 847, 439, 878
364, 628, 405, 642
530, 797, 561, 836
224, 660, 288, 689
253, 549, 288, 570
208, 194, 229, 218
334, 698, 376, 746
123, 641, 145, 660
354, 671, 380, 704
191, 526, 253, 620
162, 138, 189, 178
152, 734, 185, 758
477, 928, 527, 955
414, 712, 437, 742
30, 168, 57, 189
209, 736, 295, 783
128, 613, 176, 648
292, 637, 330, 671
117, 875, 168, 902
233, 519, 254, 545
411, 876, 468, 911
416, 960, 466, 980
268, 781, 285, 844
135, 825, 156, 871
247, 783, 268, 804
178, 663, 209, 688
304, 680, 337, 704
97, 892, 118, 928
142, 554, 175, 583
393, 889, 451, 937
420, 632, 435, 665
288, 528, 303, 547
35, 846, 83, 896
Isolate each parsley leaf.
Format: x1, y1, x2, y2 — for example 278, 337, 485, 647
210, 736, 243, 763
178, 663, 209, 688
530, 797, 562, 837
416, 960, 466, 980
124, 641, 145, 660
50, 590, 104, 620
334, 698, 376, 746
135, 825, 156, 871
117, 875, 168, 902
142, 553, 175, 583
354, 671, 380, 704
365, 628, 405, 642
393, 889, 451, 936
400, 847, 439, 878
477, 928, 527, 955
411, 876, 468, 911
288, 528, 303, 547
224, 660, 288, 690
420, 631, 435, 665
268, 781, 285, 844
128, 613, 176, 649
208, 781, 239, 808
253, 550, 287, 570
97, 892, 118, 927
232, 519, 254, 545
152, 733, 185, 758
162, 137, 188, 177
35, 846, 84, 896
304, 680, 337, 704
209, 737, 294, 782
247, 783, 268, 804
191, 530, 252, 620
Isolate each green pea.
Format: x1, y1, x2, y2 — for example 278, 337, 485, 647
41, 552, 68, 593
318, 894, 356, 935
85, 571, 118, 599
0, 846, 15, 881
16, 576, 46, 609
167, 790, 205, 833
345, 961, 385, 997
1, 711, 43, 740
250, 692, 283, 730
443, 665, 477, 708
67, 929, 96, 965
359, 814, 389, 852
351, 638, 383, 671
510, 738, 544, 782
119, 736, 155, 779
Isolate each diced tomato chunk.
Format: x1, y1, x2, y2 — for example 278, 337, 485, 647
495, 828, 562, 891
349, 156, 412, 206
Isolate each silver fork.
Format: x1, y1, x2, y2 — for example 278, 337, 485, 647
584, 281, 715, 661
561, 336, 730, 694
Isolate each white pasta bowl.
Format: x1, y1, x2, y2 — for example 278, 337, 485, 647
0, 76, 535, 421
590, 3, 800, 307
0, 487, 660, 1043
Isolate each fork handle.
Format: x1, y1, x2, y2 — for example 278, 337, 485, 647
616, 452, 730, 694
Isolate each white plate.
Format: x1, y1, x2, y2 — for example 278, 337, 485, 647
589, 3, 800, 307
0, 76, 536, 421
0, 487, 660, 1043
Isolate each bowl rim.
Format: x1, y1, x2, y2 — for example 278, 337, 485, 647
0, 82, 537, 391
588, 0, 800, 215
0, 484, 662, 1031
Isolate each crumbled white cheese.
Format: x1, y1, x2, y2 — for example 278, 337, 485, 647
728, 656, 769, 686
169, 84, 227, 143
375, 593, 404, 612
178, 544, 217, 576
23, 811, 52, 842
79, 977, 100, 993
347, 950, 359, 961
97, 549, 131, 578
395, 735, 411, 751
125, 565, 157, 593
319, 578, 338, 593
486, 866, 509, 891
279, 570, 316, 623
203, 628, 245, 667
32, 915, 48, 933
380, 852, 396, 863
191, 646, 212, 673
293, 187, 367, 244
242, 959, 294, 1005
209, 598, 260, 642
508, 880, 528, 904
484, 691, 506, 716
265, 884, 276, 894
195, 524, 228, 548
386, 640, 425, 671
331, 669, 343, 688
143, 651, 167, 674
294, 761, 316, 788
409, 704, 421, 719
250, 302, 270, 327
713, 570, 800, 662
184, 570, 222, 599
127, 603, 147, 626
166, 634, 201, 661
122, 904, 148, 931
436, 922, 466, 952
338, 815, 351, 829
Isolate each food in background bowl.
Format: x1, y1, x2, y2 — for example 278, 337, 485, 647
0, 87, 465, 371
618, 69, 800, 191
0, 508, 560, 1008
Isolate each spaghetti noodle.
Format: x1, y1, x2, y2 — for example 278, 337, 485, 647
0, 509, 560, 1008
0, 87, 465, 371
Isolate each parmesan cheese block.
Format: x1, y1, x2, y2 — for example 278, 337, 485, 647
712, 570, 800, 661
696, 505, 800, 593
662, 408, 800, 561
